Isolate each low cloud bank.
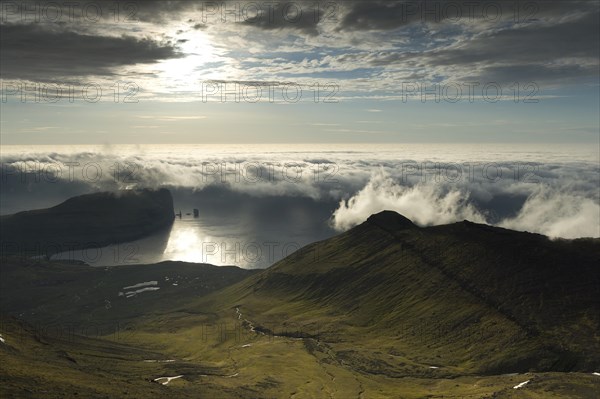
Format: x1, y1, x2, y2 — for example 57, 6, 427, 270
1, 146, 598, 239
331, 171, 486, 230
499, 187, 600, 239
332, 171, 600, 239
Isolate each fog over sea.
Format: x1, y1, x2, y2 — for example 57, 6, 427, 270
1, 143, 598, 268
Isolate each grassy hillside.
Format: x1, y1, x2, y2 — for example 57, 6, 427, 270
0, 259, 258, 399
133, 210, 597, 397
0, 314, 251, 399
0, 189, 175, 257
195, 211, 599, 375
1, 210, 599, 398
0, 258, 257, 327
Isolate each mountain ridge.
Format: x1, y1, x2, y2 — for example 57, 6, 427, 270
193, 210, 600, 374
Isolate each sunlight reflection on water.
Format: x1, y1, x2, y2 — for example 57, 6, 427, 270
50, 215, 301, 269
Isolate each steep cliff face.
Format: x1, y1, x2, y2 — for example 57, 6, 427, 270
0, 189, 175, 256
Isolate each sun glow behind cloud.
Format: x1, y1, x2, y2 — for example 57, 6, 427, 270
142, 27, 235, 96
0, 1, 598, 143
166, 32, 216, 73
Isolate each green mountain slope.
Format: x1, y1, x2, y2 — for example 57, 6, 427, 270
192, 210, 600, 376
0, 259, 257, 327
0, 260, 259, 399
2, 210, 599, 398
0, 314, 250, 399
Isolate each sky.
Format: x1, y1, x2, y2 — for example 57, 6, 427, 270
1, 0, 599, 144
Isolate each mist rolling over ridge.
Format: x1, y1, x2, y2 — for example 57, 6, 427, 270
2, 144, 598, 256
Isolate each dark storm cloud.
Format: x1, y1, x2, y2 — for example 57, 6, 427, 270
336, 0, 598, 31
126, 0, 199, 23
0, 0, 197, 24
104, 0, 322, 34
238, 1, 323, 36
336, 0, 426, 31
131, 0, 325, 35
425, 11, 599, 66
0, 23, 181, 81
344, 4, 599, 84
422, 9, 599, 83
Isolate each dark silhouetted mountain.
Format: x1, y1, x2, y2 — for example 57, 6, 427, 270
1, 189, 175, 257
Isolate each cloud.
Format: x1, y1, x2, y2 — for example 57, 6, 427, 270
136, 115, 207, 121
336, 1, 426, 32
331, 170, 486, 230
329, 164, 600, 239
0, 23, 181, 81
238, 1, 323, 36
336, 1, 598, 32
339, 3, 600, 84
330, 172, 600, 239
3, 146, 598, 239
500, 187, 600, 239
1, 1, 597, 99
420, 9, 600, 83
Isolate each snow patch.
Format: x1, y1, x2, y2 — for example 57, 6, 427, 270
513, 380, 530, 389
123, 281, 158, 290
125, 287, 160, 297
0, 334, 5, 344
153, 375, 183, 385
592, 372, 600, 376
